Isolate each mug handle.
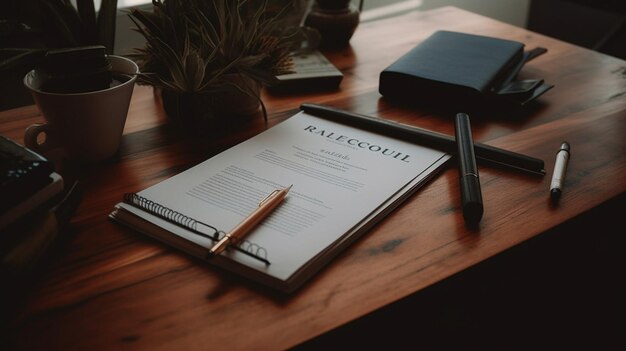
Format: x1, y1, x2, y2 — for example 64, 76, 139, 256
24, 123, 61, 154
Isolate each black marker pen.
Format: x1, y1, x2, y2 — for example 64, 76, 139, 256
455, 113, 483, 226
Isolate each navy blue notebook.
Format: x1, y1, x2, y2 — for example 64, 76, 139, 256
379, 31, 552, 108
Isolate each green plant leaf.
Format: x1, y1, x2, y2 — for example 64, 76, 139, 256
76, 0, 98, 44
129, 0, 301, 94
97, 0, 118, 54
0, 49, 46, 74
38, 0, 81, 47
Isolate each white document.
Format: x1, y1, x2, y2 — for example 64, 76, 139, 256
111, 111, 450, 292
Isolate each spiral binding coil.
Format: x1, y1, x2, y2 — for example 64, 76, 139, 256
123, 193, 270, 264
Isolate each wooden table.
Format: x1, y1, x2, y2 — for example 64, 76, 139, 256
2, 6, 625, 350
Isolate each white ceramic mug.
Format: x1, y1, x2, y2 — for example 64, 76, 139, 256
24, 55, 138, 163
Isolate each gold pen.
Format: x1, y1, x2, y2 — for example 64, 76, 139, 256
208, 185, 292, 257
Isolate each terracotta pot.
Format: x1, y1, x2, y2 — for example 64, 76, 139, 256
160, 75, 262, 136
304, 1, 360, 49
316, 0, 351, 10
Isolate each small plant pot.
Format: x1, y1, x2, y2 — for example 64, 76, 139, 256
160, 75, 263, 137
304, 1, 360, 49
316, 0, 352, 10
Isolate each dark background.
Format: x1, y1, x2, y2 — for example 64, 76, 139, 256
294, 193, 626, 349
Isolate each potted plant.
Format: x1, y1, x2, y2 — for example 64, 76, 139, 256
0, 0, 118, 110
304, 0, 364, 49
128, 0, 303, 136
130, 0, 298, 135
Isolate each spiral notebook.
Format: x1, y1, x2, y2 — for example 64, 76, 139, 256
110, 107, 450, 293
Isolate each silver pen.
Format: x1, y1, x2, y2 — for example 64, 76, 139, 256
550, 142, 570, 201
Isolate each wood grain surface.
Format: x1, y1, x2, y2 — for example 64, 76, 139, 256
1, 6, 625, 351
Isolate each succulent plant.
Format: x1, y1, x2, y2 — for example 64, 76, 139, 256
128, 0, 302, 123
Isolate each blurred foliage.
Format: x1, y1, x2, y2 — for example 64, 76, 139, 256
128, 0, 305, 94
